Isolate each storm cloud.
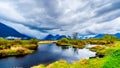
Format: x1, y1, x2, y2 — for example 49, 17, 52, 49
0, 0, 120, 38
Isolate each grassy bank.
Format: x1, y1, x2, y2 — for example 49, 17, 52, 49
0, 38, 39, 57
32, 49, 120, 68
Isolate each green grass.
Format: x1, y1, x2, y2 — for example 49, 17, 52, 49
103, 50, 120, 68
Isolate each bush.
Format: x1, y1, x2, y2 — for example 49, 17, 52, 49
29, 38, 39, 45
60, 38, 70, 43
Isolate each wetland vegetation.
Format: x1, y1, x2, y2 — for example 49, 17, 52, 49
0, 34, 120, 68
0, 38, 39, 57
32, 34, 120, 68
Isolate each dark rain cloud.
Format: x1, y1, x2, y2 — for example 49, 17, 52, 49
95, 0, 120, 17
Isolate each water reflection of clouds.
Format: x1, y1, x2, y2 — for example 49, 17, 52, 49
39, 44, 96, 63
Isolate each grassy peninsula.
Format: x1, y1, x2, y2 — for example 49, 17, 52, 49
32, 34, 120, 68
56, 34, 117, 48
0, 38, 39, 57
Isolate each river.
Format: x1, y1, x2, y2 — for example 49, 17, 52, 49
0, 44, 96, 68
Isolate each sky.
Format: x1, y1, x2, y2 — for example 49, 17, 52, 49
0, 0, 120, 39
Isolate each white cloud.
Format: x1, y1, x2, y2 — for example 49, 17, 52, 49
0, 0, 120, 38
0, 2, 26, 23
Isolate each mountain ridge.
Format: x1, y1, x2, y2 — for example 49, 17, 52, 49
0, 22, 31, 39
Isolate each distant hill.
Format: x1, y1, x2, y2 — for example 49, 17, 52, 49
77, 33, 120, 39
43, 34, 66, 40
94, 33, 120, 38
0, 23, 31, 39
93, 34, 104, 38
43, 33, 120, 40
114, 33, 120, 38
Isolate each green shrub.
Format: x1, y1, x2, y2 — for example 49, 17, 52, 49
60, 38, 69, 43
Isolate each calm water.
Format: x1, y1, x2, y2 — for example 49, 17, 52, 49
0, 44, 96, 68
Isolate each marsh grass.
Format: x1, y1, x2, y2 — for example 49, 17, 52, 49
56, 35, 118, 49
0, 38, 38, 57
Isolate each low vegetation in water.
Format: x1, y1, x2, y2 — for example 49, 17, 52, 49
0, 38, 39, 57
56, 34, 118, 48
32, 34, 120, 68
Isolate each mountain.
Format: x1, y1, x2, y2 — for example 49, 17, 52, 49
77, 33, 120, 39
0, 23, 31, 39
93, 34, 104, 38
114, 33, 120, 38
1, 21, 120, 40
43, 33, 120, 40
94, 33, 120, 38
43, 34, 66, 40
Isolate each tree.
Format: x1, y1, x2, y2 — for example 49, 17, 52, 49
72, 32, 78, 40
